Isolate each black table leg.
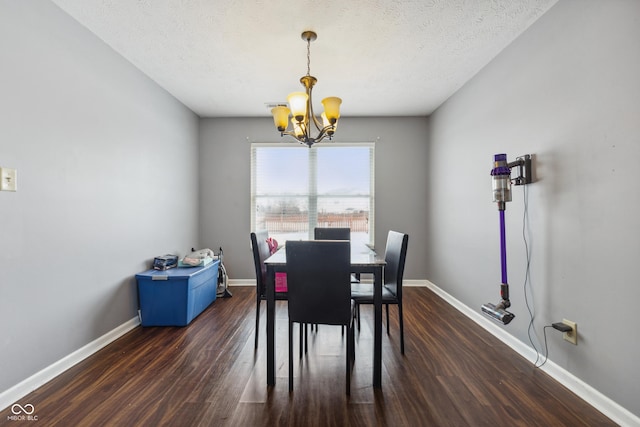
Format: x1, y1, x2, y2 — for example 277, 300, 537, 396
373, 265, 382, 388
266, 265, 276, 386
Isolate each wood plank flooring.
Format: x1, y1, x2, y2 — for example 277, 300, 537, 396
1, 287, 616, 426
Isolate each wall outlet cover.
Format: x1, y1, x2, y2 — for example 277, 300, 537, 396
562, 319, 578, 345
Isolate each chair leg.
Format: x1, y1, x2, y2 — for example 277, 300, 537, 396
255, 298, 261, 349
399, 302, 405, 355
385, 303, 390, 334
356, 304, 361, 331
289, 320, 294, 392
299, 323, 303, 359
305, 323, 308, 354
352, 305, 356, 332
350, 321, 356, 363
346, 323, 351, 395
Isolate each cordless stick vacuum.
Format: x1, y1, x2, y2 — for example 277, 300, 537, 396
481, 153, 531, 325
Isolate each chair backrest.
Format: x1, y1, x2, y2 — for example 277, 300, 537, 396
250, 230, 271, 297
314, 227, 351, 241
286, 240, 352, 326
383, 231, 409, 299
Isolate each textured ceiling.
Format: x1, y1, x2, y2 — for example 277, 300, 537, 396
50, 0, 558, 118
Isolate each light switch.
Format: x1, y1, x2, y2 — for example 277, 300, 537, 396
0, 167, 17, 191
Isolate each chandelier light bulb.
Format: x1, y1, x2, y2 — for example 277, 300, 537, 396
271, 106, 290, 132
321, 97, 342, 124
287, 92, 308, 122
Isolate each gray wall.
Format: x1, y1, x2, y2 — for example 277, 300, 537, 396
0, 2, 200, 392
198, 116, 429, 281
427, 0, 640, 417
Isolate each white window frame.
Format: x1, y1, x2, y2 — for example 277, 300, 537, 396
251, 142, 375, 245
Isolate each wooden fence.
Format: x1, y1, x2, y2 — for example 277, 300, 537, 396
262, 212, 369, 233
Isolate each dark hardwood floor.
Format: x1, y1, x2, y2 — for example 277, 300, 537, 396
2, 287, 616, 426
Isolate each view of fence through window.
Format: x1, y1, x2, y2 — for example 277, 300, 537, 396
251, 143, 374, 246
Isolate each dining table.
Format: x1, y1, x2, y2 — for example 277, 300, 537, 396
263, 242, 387, 388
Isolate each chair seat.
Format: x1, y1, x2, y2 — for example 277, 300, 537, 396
350, 283, 396, 303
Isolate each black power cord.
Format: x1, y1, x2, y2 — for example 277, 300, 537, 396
536, 323, 573, 368
518, 164, 570, 369
537, 326, 553, 368
519, 179, 545, 367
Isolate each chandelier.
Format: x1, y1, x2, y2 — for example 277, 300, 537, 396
270, 31, 342, 147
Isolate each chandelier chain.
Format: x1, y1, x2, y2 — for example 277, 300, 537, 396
306, 37, 311, 76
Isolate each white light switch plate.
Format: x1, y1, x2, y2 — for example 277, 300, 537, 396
0, 167, 17, 191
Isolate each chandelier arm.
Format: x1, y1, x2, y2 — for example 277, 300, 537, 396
283, 128, 313, 145
305, 86, 325, 132
279, 130, 298, 138
313, 126, 332, 144
309, 108, 325, 134
299, 117, 310, 142
280, 126, 333, 146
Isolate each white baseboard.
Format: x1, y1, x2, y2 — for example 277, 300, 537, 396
0, 317, 140, 412
228, 279, 255, 287
402, 279, 429, 287
228, 279, 430, 287
425, 280, 640, 427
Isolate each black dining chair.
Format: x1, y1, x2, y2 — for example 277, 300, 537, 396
251, 230, 289, 349
285, 240, 356, 395
314, 227, 359, 336
314, 227, 360, 283
314, 227, 351, 241
350, 230, 409, 354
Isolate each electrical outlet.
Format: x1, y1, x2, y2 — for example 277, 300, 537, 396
562, 319, 578, 345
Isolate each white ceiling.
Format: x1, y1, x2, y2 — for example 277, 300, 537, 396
50, 0, 558, 118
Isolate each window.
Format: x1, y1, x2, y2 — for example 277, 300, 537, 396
251, 143, 375, 246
